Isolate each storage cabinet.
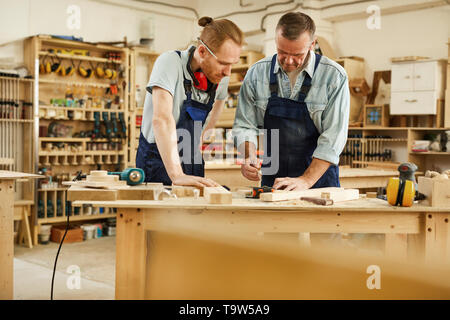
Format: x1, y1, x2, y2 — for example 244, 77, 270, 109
390, 60, 446, 115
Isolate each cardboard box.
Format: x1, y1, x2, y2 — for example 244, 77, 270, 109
51, 225, 84, 243
418, 176, 450, 207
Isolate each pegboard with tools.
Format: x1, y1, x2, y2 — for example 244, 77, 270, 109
24, 35, 130, 226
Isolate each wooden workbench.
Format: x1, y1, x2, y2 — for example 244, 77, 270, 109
205, 164, 401, 190
0, 171, 42, 300
70, 191, 450, 299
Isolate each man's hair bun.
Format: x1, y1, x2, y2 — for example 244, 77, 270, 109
198, 16, 213, 27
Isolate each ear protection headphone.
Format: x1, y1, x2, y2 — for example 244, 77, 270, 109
187, 46, 217, 93
386, 163, 418, 207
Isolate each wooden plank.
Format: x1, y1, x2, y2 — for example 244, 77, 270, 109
0, 180, 14, 299
0, 170, 42, 180
115, 208, 147, 300
204, 187, 232, 204
67, 185, 163, 201
260, 188, 359, 203
141, 208, 421, 234
418, 176, 450, 207
321, 189, 360, 203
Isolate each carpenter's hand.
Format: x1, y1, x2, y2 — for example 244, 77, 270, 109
171, 174, 220, 188
241, 158, 261, 181
273, 176, 312, 191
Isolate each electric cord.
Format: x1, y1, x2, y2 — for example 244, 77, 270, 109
50, 207, 70, 300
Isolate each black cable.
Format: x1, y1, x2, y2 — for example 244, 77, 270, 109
50, 200, 71, 300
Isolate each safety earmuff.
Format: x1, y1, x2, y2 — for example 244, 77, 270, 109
39, 59, 45, 74
104, 67, 113, 79
77, 61, 92, 78
65, 63, 75, 77
51, 57, 62, 74
186, 46, 217, 93
386, 177, 415, 207
41, 56, 51, 74
95, 63, 105, 78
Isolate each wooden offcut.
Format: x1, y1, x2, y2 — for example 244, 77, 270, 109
260, 187, 359, 203
204, 187, 232, 204
418, 176, 450, 207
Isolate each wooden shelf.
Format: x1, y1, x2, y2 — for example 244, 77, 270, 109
39, 78, 110, 88
231, 64, 250, 71
38, 188, 69, 192
409, 152, 450, 155
38, 213, 116, 224
347, 137, 408, 142
0, 119, 34, 123
39, 51, 122, 64
0, 76, 34, 82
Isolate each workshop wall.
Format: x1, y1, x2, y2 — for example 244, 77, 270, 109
333, 5, 450, 82
0, 0, 197, 66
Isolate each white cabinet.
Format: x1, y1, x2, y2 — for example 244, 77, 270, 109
390, 60, 446, 115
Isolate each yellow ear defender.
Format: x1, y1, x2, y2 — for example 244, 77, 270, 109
95, 63, 105, 78
51, 57, 62, 74
111, 69, 117, 80
386, 178, 415, 207
39, 60, 45, 74
45, 58, 52, 74
59, 64, 66, 76
77, 60, 88, 77
104, 67, 113, 79
386, 163, 418, 207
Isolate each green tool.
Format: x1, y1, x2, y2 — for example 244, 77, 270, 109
108, 168, 145, 185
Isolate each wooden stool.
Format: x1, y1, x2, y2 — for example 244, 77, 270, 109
13, 200, 34, 249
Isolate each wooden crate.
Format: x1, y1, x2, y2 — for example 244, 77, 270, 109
363, 104, 389, 127
51, 225, 84, 243
418, 176, 450, 207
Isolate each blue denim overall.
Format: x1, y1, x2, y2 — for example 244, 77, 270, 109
261, 54, 340, 188
136, 51, 215, 184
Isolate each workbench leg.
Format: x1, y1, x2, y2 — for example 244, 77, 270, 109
385, 233, 408, 261
0, 180, 14, 299
116, 208, 147, 300
425, 213, 450, 263
21, 206, 33, 249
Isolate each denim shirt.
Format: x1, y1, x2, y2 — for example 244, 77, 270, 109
232, 51, 350, 165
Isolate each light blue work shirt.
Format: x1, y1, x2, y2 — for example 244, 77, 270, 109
141, 45, 229, 143
232, 50, 350, 165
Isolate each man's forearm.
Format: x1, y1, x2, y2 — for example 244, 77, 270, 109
153, 117, 183, 179
301, 157, 332, 187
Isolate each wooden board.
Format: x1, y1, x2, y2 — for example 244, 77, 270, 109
0, 170, 42, 180
204, 187, 232, 204
260, 187, 359, 203
418, 176, 450, 207
67, 185, 164, 201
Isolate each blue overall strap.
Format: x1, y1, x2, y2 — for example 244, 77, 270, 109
297, 53, 322, 102
175, 50, 193, 101
206, 85, 217, 107
269, 54, 278, 97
